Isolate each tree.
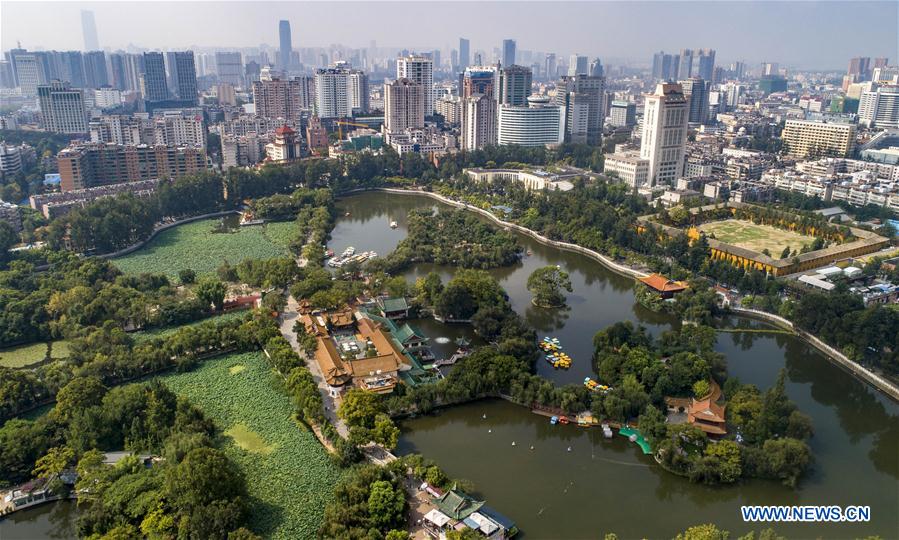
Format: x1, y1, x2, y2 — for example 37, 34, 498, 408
32, 446, 74, 479
637, 404, 667, 449
54, 376, 107, 423
196, 277, 228, 311
699, 440, 742, 483
178, 268, 197, 285
692, 379, 710, 398
0, 221, 17, 265
372, 413, 400, 449
338, 388, 384, 429
674, 524, 729, 540
165, 447, 246, 510
526, 266, 573, 308
367, 480, 406, 529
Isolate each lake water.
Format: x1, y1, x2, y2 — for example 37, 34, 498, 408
333, 191, 899, 539
0, 500, 78, 539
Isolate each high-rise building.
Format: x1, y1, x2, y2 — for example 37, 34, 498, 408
858, 85, 899, 128
141, 52, 168, 101
252, 77, 313, 122
166, 51, 198, 104
680, 77, 710, 124
497, 96, 564, 147
215, 52, 243, 87
13, 53, 42, 96
568, 55, 588, 77
384, 78, 425, 135
314, 68, 352, 118
873, 57, 889, 69
553, 74, 605, 145
153, 111, 207, 147
461, 93, 496, 150
38, 81, 87, 134
56, 143, 207, 191
348, 70, 370, 114
762, 62, 779, 77
848, 57, 871, 78
123, 53, 144, 93
397, 55, 434, 114
89, 115, 148, 145
609, 100, 637, 127
83, 50, 108, 88
279, 20, 293, 71
462, 66, 497, 99
730, 61, 746, 81
496, 64, 532, 106
589, 58, 604, 77
459, 38, 470, 71
108, 53, 127, 90
545, 53, 557, 80
696, 49, 716, 81
502, 39, 517, 67
677, 49, 694, 79
651, 51, 679, 81
81, 10, 99, 51
781, 119, 857, 158
640, 83, 688, 186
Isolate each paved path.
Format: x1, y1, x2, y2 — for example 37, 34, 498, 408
279, 295, 349, 438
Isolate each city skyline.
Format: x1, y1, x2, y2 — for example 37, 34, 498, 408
2, 1, 896, 69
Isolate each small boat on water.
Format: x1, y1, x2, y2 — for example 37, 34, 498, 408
390, 221, 398, 229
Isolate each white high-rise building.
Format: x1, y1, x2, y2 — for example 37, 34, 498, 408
497, 96, 564, 147
568, 55, 588, 77
397, 55, 434, 115
384, 78, 425, 136
38, 81, 87, 134
13, 54, 42, 97
153, 112, 207, 147
858, 85, 899, 128
348, 71, 370, 114
314, 68, 351, 118
461, 93, 496, 150
640, 83, 688, 186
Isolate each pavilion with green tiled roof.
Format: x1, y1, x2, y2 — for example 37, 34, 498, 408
432, 488, 485, 520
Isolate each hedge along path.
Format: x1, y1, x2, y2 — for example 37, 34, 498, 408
161, 351, 342, 539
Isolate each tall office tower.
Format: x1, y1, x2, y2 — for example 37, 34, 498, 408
123, 54, 144, 92
496, 64, 532, 106
13, 54, 42, 96
553, 74, 605, 145
215, 52, 243, 86
430, 50, 442, 72
81, 10, 99, 51
696, 49, 715, 81
167, 51, 198, 103
847, 57, 871, 78
858, 85, 899, 128
502, 39, 517, 67
279, 20, 292, 71
459, 38, 470, 70
544, 54, 557, 79
462, 66, 497, 98
141, 52, 168, 101
874, 57, 889, 69
108, 53, 127, 90
38, 81, 87, 134
640, 83, 688, 186
348, 70, 370, 114
759, 62, 778, 77
252, 77, 311, 122
60, 51, 86, 89
384, 78, 425, 135
568, 55, 588, 76
397, 54, 434, 114
680, 77, 710, 124
314, 68, 352, 118
730, 61, 746, 80
497, 96, 564, 147
0, 61, 14, 89
450, 50, 459, 73
461, 93, 497, 150
589, 58, 604, 77
677, 49, 694, 79
83, 51, 108, 88
245, 61, 261, 84
609, 100, 637, 127
651, 51, 678, 81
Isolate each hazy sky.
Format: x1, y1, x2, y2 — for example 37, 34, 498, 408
2, 1, 897, 69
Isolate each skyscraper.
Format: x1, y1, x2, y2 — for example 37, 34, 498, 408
38, 81, 87, 134
459, 38, 470, 71
252, 77, 312, 122
141, 52, 168, 102
397, 55, 434, 115
279, 20, 292, 71
83, 51, 108, 89
13, 54, 43, 96
696, 49, 716, 81
166, 52, 198, 104
81, 10, 99, 51
677, 49, 694, 79
680, 77, 710, 124
544, 54, 557, 80
651, 51, 678, 81
314, 68, 352, 118
462, 66, 497, 99
384, 78, 425, 135
496, 64, 533, 106
640, 83, 688, 186
348, 70, 370, 114
568, 55, 588, 77
502, 39, 516, 67
553, 74, 605, 145
108, 53, 127, 90
461, 93, 496, 150
589, 58, 604, 77
215, 52, 243, 87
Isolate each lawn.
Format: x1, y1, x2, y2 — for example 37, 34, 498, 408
0, 342, 49, 368
698, 219, 816, 258
113, 218, 297, 279
160, 352, 339, 539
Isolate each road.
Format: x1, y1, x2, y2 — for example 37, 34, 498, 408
279, 295, 349, 438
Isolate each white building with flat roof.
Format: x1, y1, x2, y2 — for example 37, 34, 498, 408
497, 96, 564, 147
640, 83, 688, 186
604, 151, 650, 188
